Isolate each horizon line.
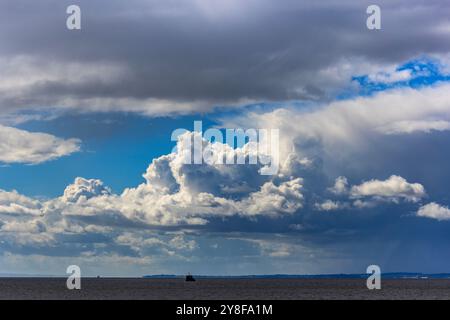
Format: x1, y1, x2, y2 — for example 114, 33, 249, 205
2, 271, 449, 279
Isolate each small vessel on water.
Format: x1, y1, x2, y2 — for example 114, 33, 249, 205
185, 273, 196, 282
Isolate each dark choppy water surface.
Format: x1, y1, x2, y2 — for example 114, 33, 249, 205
0, 278, 450, 300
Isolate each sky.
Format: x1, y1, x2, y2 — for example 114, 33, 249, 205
1, 0, 450, 276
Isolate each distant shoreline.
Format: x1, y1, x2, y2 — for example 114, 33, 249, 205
1, 272, 449, 279
143, 272, 450, 279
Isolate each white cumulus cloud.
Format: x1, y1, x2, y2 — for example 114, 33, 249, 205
0, 125, 80, 164
350, 175, 426, 203
417, 202, 450, 221
329, 176, 349, 195
62, 177, 112, 203
314, 200, 342, 211
0, 130, 305, 258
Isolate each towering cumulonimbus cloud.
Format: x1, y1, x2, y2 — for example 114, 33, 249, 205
0, 130, 308, 269
0, 131, 305, 240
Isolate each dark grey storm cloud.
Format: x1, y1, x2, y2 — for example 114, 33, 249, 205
1, 0, 450, 115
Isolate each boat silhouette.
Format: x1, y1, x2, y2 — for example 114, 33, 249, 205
185, 273, 196, 282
